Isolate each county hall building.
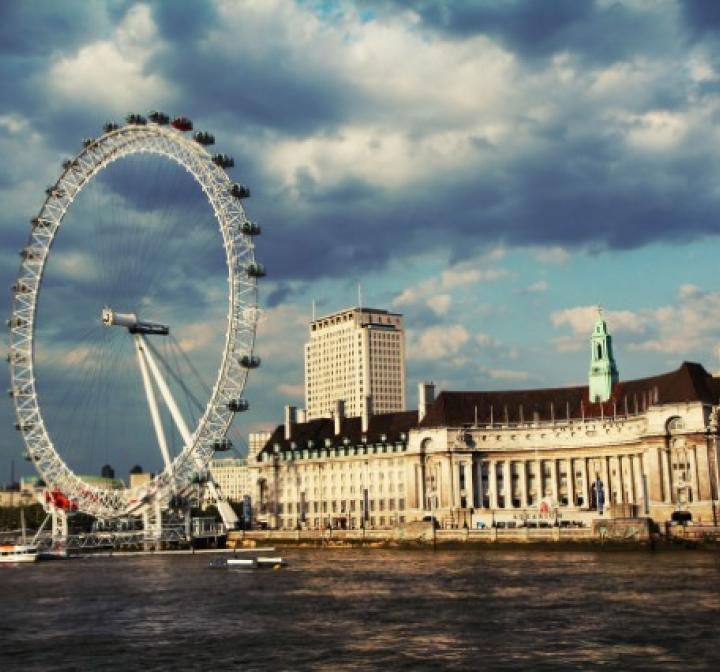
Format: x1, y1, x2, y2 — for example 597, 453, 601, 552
248, 309, 720, 530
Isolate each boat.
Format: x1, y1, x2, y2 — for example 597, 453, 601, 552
0, 544, 38, 563
209, 555, 287, 570
1, 508, 39, 563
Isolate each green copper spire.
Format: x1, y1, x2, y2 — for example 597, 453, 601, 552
588, 307, 619, 403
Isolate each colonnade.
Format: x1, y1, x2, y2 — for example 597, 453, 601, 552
468, 453, 650, 511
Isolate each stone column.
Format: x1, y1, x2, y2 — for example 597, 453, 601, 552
632, 454, 644, 511
612, 456, 624, 505
689, 446, 700, 503
520, 460, 528, 508
601, 456, 611, 507
567, 458, 575, 507
476, 461, 485, 508
625, 455, 635, 504
661, 447, 672, 503
503, 460, 512, 508
465, 460, 475, 509
696, 443, 712, 501
489, 460, 499, 509
550, 459, 559, 505
645, 447, 662, 503
580, 458, 589, 509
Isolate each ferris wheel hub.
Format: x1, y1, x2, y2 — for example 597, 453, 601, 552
101, 307, 170, 335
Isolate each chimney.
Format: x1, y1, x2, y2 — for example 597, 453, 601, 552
334, 400, 345, 436
418, 382, 435, 422
297, 409, 307, 424
362, 396, 373, 434
284, 405, 297, 441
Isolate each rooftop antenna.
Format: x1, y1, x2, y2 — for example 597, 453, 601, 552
312, 300, 316, 322
358, 283, 363, 309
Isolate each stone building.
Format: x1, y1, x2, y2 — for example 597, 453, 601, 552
305, 307, 405, 419
209, 458, 251, 503
249, 314, 720, 529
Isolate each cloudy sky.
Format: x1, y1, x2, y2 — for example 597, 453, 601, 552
3, 0, 720, 480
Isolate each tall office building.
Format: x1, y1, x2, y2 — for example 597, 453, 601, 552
304, 307, 406, 419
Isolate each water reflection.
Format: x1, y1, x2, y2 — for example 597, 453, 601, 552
1, 548, 719, 671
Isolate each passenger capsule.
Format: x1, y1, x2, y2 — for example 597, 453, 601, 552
240, 220, 261, 236
230, 184, 250, 199
148, 111, 170, 125
212, 439, 233, 452
171, 116, 193, 131
126, 113, 147, 125
239, 355, 261, 369
193, 131, 215, 145
82, 137, 95, 148
228, 398, 249, 413
212, 154, 234, 169
45, 186, 64, 198
246, 263, 266, 278
103, 122, 120, 133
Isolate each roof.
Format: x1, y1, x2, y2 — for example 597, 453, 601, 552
420, 361, 720, 428
258, 362, 720, 456
257, 410, 418, 459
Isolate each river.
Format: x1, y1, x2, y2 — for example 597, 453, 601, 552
1, 548, 718, 670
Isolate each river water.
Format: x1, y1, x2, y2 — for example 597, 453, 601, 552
1, 548, 718, 671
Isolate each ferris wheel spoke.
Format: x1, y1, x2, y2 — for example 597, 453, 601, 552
134, 334, 173, 475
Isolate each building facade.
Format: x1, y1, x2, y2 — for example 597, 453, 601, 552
304, 307, 405, 419
209, 458, 251, 503
249, 362, 720, 530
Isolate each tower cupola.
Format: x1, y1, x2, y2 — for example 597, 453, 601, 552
588, 307, 619, 403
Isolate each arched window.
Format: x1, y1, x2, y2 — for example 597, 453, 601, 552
596, 343, 603, 360
666, 416, 684, 434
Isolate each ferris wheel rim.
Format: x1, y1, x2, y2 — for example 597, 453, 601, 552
8, 122, 260, 519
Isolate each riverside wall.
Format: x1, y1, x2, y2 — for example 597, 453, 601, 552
228, 518, 675, 549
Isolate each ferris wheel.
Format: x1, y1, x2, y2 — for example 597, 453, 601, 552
8, 112, 264, 522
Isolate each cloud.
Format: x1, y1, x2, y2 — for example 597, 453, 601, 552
629, 285, 720, 355
394, 255, 508, 312
551, 306, 647, 335
551, 285, 720, 358
426, 294, 452, 316
524, 280, 548, 294
533, 246, 569, 265
407, 324, 470, 360
48, 4, 173, 109
276, 383, 304, 398
487, 368, 531, 382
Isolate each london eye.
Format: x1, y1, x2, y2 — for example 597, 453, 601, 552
8, 112, 264, 529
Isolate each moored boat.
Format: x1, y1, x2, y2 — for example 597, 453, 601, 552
0, 544, 38, 563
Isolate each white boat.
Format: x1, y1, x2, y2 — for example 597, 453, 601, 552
210, 555, 287, 569
0, 544, 39, 563
227, 558, 257, 568
256, 556, 286, 567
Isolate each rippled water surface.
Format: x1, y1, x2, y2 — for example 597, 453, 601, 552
1, 548, 719, 671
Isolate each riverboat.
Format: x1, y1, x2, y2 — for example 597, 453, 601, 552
0, 544, 38, 563
210, 556, 287, 569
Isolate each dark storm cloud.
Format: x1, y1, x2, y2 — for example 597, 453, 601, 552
148, 0, 220, 41
681, 0, 720, 34
374, 0, 675, 64
2, 0, 717, 291
0, 1, 120, 57
146, 0, 361, 138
